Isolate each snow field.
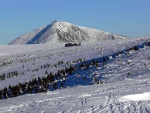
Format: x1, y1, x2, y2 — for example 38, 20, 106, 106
0, 37, 150, 112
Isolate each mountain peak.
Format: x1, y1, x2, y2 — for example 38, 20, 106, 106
9, 21, 127, 45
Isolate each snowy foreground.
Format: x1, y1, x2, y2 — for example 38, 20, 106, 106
0, 37, 150, 113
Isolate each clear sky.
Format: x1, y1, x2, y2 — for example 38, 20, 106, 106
0, 0, 150, 45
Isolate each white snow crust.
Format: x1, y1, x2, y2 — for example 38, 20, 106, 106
119, 92, 150, 101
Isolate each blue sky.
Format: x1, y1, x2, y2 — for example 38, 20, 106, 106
0, 0, 150, 45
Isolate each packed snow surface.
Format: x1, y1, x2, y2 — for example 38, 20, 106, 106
119, 92, 150, 101
0, 37, 150, 113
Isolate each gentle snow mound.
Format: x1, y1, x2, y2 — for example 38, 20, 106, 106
119, 92, 150, 101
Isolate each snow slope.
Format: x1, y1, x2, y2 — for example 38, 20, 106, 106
0, 36, 150, 113
9, 21, 127, 45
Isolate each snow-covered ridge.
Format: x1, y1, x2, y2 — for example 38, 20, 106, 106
9, 21, 127, 45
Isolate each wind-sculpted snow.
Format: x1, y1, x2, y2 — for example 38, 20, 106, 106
9, 21, 127, 45
0, 37, 150, 113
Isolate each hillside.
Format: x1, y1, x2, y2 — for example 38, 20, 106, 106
9, 21, 127, 45
0, 36, 150, 112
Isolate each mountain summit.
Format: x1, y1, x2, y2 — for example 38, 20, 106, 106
9, 21, 127, 45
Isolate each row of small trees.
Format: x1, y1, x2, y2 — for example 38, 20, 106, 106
0, 54, 113, 100
0, 71, 19, 81
0, 60, 65, 81
0, 65, 75, 99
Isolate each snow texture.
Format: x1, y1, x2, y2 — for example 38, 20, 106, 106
0, 36, 150, 113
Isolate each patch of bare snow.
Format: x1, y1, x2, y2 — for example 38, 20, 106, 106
119, 92, 150, 102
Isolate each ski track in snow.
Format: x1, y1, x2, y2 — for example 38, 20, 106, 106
0, 37, 150, 113
0, 82, 150, 113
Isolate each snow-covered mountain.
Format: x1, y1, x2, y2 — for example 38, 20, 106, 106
9, 21, 127, 45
